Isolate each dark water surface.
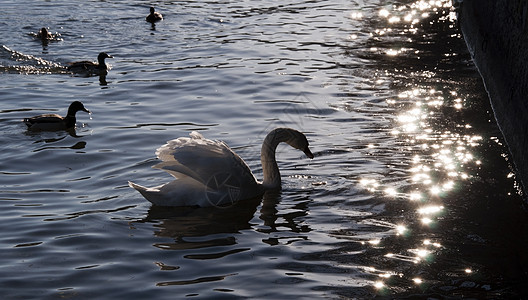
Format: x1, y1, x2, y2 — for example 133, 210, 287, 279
2, 0, 528, 298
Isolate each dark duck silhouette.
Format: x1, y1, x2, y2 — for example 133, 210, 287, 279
146, 7, 163, 23
67, 52, 113, 76
36, 27, 53, 41
23, 101, 91, 131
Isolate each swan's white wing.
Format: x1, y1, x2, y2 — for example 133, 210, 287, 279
154, 131, 258, 189
129, 178, 213, 207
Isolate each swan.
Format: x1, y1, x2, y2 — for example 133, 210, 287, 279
67, 52, 112, 76
146, 7, 163, 23
129, 128, 314, 207
23, 101, 90, 131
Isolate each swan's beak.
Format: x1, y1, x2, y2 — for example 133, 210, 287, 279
304, 146, 314, 159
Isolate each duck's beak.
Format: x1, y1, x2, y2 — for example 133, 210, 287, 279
83, 108, 91, 114
303, 146, 314, 159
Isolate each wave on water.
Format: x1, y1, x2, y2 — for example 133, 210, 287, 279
0, 45, 68, 75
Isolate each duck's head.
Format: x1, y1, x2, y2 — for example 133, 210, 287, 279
68, 101, 91, 116
150, 7, 155, 14
40, 28, 48, 35
97, 52, 113, 62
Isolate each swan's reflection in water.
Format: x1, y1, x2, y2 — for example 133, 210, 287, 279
136, 188, 314, 288
146, 197, 259, 247
258, 190, 311, 247
142, 191, 311, 250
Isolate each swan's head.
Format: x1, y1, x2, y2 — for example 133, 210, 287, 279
273, 128, 314, 159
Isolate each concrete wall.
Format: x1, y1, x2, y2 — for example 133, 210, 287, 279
459, 0, 528, 196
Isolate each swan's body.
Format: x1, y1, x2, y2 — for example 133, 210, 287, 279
23, 101, 90, 131
67, 52, 112, 76
129, 128, 314, 207
146, 7, 163, 23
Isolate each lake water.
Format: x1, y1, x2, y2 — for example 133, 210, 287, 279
2, 0, 528, 298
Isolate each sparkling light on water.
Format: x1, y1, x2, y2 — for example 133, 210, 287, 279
357, 1, 489, 294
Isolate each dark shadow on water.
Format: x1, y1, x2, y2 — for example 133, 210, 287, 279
259, 190, 312, 235
99, 74, 108, 86
136, 189, 313, 250
24, 128, 88, 151
31, 140, 86, 152
142, 196, 262, 242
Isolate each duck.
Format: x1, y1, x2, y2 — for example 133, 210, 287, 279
36, 27, 53, 41
67, 52, 113, 76
23, 101, 91, 131
146, 7, 163, 23
129, 128, 314, 207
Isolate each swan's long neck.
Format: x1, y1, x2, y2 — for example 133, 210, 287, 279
261, 131, 282, 190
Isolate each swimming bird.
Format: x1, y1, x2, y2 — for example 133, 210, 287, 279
146, 7, 163, 23
129, 128, 314, 207
36, 27, 53, 41
67, 52, 113, 76
23, 101, 91, 131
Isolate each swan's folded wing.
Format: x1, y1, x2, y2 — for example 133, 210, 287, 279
154, 132, 257, 187
152, 161, 203, 182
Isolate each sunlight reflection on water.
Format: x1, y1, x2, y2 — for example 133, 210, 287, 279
352, 0, 522, 294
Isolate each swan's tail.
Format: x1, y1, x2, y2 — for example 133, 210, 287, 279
128, 181, 147, 192
128, 181, 162, 203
